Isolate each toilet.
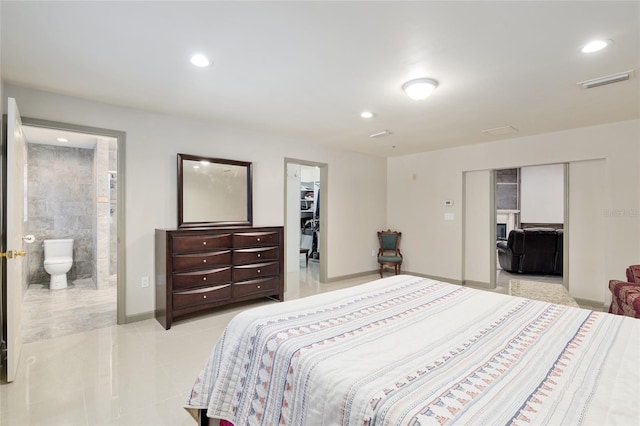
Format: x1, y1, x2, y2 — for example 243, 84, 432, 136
43, 239, 74, 290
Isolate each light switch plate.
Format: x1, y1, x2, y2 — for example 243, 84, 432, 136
444, 213, 454, 221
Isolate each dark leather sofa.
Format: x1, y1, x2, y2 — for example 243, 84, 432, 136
497, 228, 563, 275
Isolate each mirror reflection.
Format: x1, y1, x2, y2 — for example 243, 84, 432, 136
178, 154, 252, 227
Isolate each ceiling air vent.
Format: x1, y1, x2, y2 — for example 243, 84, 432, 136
369, 129, 390, 138
481, 126, 519, 136
577, 70, 633, 89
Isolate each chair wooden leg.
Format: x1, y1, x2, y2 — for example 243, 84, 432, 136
379, 264, 383, 278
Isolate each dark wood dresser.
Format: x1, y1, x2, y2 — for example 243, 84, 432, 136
155, 226, 284, 329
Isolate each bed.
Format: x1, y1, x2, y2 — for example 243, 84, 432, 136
185, 275, 640, 425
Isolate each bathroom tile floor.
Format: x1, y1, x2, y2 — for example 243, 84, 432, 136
21, 277, 117, 344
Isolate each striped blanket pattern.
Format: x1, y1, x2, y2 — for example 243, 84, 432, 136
186, 275, 639, 425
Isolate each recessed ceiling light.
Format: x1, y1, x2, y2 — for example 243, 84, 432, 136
402, 78, 438, 100
360, 111, 375, 119
190, 54, 211, 67
581, 39, 612, 53
56, 137, 68, 142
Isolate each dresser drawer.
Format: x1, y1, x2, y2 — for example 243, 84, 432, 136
173, 267, 231, 290
173, 284, 232, 310
233, 261, 279, 282
234, 247, 279, 265
172, 234, 232, 253
233, 231, 280, 248
232, 277, 279, 298
173, 251, 231, 272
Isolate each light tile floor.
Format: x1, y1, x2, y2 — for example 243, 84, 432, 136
2, 261, 379, 426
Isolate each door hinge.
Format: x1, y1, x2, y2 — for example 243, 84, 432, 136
0, 340, 7, 364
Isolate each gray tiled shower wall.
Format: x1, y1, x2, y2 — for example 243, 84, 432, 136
26, 143, 94, 285
109, 139, 117, 276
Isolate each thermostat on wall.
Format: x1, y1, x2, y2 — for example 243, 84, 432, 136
444, 200, 454, 206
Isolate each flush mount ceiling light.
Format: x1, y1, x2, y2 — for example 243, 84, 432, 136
402, 78, 438, 100
577, 70, 633, 89
56, 137, 68, 142
580, 39, 612, 53
360, 111, 375, 118
190, 53, 211, 67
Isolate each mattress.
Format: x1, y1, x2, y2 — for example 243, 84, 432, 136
186, 275, 640, 425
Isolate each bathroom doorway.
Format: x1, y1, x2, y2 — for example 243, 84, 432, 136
19, 118, 125, 342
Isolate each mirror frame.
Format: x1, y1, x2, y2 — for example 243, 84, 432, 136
177, 153, 253, 228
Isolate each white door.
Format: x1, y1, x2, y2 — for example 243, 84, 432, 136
463, 170, 493, 286
4, 97, 27, 382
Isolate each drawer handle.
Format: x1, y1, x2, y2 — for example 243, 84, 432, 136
257, 285, 261, 289
257, 238, 261, 242
257, 269, 261, 274
203, 241, 207, 245
257, 253, 261, 258
203, 277, 207, 281
203, 259, 207, 263
203, 295, 207, 299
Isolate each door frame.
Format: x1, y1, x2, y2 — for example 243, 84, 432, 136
19, 117, 126, 324
1, 108, 6, 372
284, 158, 328, 283
490, 163, 569, 289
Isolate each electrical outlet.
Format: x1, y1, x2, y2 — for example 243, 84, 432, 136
372, 249, 376, 257
141, 276, 150, 288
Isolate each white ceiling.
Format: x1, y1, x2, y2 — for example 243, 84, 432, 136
2, 1, 639, 157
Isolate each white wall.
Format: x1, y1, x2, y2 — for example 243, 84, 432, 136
520, 164, 563, 224
388, 119, 640, 304
5, 84, 387, 318
301, 166, 320, 183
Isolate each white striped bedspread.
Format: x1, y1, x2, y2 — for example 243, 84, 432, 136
186, 275, 640, 425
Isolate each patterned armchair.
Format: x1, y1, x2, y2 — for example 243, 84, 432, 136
608, 265, 640, 318
377, 229, 403, 278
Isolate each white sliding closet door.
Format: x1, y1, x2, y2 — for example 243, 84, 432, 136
463, 170, 493, 287
568, 159, 606, 303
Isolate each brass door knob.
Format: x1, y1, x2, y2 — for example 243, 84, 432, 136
0, 250, 26, 259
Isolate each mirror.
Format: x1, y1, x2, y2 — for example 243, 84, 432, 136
178, 153, 253, 228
